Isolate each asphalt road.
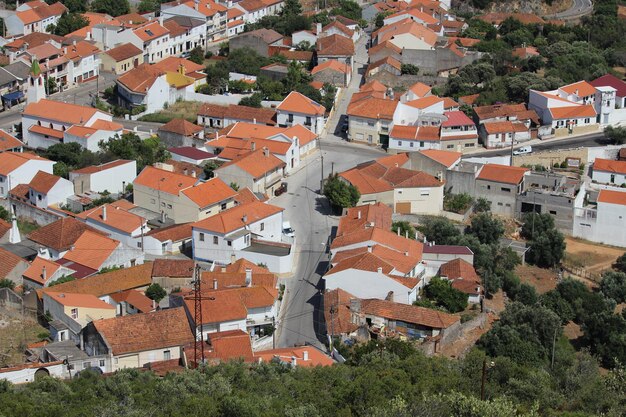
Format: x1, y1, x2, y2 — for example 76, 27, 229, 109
274, 141, 385, 349
548, 0, 593, 19
466, 131, 609, 158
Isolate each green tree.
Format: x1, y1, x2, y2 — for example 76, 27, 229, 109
422, 277, 468, 313
323, 173, 360, 210
520, 213, 565, 268
53, 12, 89, 36
482, 272, 502, 297
581, 310, 626, 368
374, 11, 392, 28
605, 126, 626, 145
599, 271, 626, 303
0, 206, 10, 222
46, 77, 57, 94
444, 193, 474, 214
474, 197, 491, 213
614, 253, 626, 273
330, 0, 362, 22
239, 93, 263, 108
229, 182, 240, 191
90, 0, 130, 16
465, 213, 504, 245
203, 160, 220, 178
280, 0, 302, 17
60, 0, 87, 13
48, 275, 75, 287
418, 216, 461, 244
391, 221, 415, 238
188, 46, 205, 65
205, 62, 229, 94
145, 283, 166, 302
99, 132, 170, 172
137, 0, 160, 13
0, 279, 15, 289
515, 283, 538, 305
400, 64, 419, 75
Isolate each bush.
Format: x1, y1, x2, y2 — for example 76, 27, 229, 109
444, 193, 474, 214
0, 279, 15, 289
423, 277, 468, 313
145, 283, 166, 302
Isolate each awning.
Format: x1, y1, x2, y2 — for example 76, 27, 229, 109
2, 91, 23, 102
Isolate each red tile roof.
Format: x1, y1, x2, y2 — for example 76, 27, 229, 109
110, 289, 155, 313
0, 152, 49, 176
312, 59, 351, 74
317, 34, 355, 56
590, 74, 626, 97
159, 119, 203, 136
151, 259, 194, 278
477, 164, 529, 185
277, 91, 325, 115
70, 160, 133, 175
181, 177, 237, 207
419, 149, 462, 168
102, 43, 143, 61
361, 298, 460, 329
145, 223, 193, 243
133, 166, 198, 195
28, 171, 62, 194
23, 99, 102, 125
45, 291, 115, 309
133, 21, 169, 42
193, 201, 283, 234
337, 203, 393, 237
23, 256, 66, 286
28, 217, 106, 252
62, 230, 120, 270
324, 288, 359, 336
205, 330, 254, 363
560, 81, 597, 97
597, 189, 626, 206
442, 110, 474, 127
0, 130, 24, 151
77, 203, 146, 234
0, 247, 26, 280
593, 158, 626, 175
94, 307, 193, 355
549, 104, 596, 119
331, 227, 423, 261
217, 147, 286, 178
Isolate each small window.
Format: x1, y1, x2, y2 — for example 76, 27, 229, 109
487, 185, 491, 190
446, 145, 454, 149
260, 222, 264, 231
37, 194, 42, 201
99, 359, 105, 367
398, 141, 402, 147
410, 142, 414, 147
221, 202, 227, 210
71, 308, 78, 319
497, 202, 503, 206
199, 232, 205, 242
213, 236, 218, 245
227, 240, 232, 246
549, 210, 557, 215
161, 202, 166, 207
137, 242, 142, 248
164, 350, 171, 360
83, 361, 91, 369
167, 204, 172, 209
501, 187, 511, 192
150, 198, 156, 204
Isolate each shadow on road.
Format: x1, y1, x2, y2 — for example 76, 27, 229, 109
309, 260, 330, 347
314, 196, 335, 215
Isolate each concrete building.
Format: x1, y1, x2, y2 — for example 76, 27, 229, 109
27, 171, 73, 209
5, 1, 67, 37
474, 164, 530, 217
574, 188, 626, 248
229, 28, 283, 57
213, 147, 286, 195
69, 160, 137, 195
276, 91, 326, 135
100, 43, 144, 75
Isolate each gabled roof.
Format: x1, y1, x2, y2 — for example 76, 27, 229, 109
133, 21, 169, 42
202, 330, 254, 363
0, 247, 27, 280
549, 104, 596, 119
317, 34, 355, 56
133, 166, 198, 195
201, 267, 277, 290
45, 291, 114, 309
419, 149, 462, 168
0, 130, 24, 151
322, 20, 355, 37
4, 32, 64, 51
184, 290, 247, 323
0, 151, 49, 176
181, 177, 237, 208
442, 110, 474, 127
439, 258, 480, 282
168, 147, 215, 160
23, 99, 101, 125
28, 217, 105, 252
597, 189, 626, 206
103, 43, 143, 62
28, 171, 62, 194
116, 63, 165, 93
193, 201, 283, 234
40, 263, 153, 298
198, 103, 277, 125
109, 289, 154, 313
241, 28, 283, 44
337, 203, 393, 237
76, 204, 146, 234
94, 307, 192, 355
326, 251, 396, 276
407, 82, 431, 98
385, 8, 438, 25
159, 118, 203, 136
347, 97, 398, 120
217, 147, 286, 178
361, 298, 459, 329
367, 56, 402, 74
22, 256, 70, 286
324, 288, 359, 336
593, 158, 626, 175
331, 227, 423, 261
151, 258, 194, 278
70, 160, 133, 175
62, 230, 119, 270
255, 346, 334, 367
477, 164, 529, 185
311, 59, 350, 74
559, 81, 597, 97
16, 1, 67, 24
405, 95, 443, 110
376, 19, 438, 47
483, 121, 528, 135
590, 74, 626, 97
277, 91, 325, 116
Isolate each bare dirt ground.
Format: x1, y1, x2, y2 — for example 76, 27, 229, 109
516, 264, 559, 294
563, 322, 583, 341
0, 314, 47, 367
438, 314, 497, 359
564, 236, 623, 274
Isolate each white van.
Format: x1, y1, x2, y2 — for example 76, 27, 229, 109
513, 145, 532, 155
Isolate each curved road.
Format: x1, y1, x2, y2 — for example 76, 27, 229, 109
546, 0, 593, 20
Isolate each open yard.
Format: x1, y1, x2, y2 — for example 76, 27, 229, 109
138, 101, 203, 123
564, 236, 623, 275
0, 313, 47, 367
515, 264, 559, 294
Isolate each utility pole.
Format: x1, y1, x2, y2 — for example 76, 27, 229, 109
65, 356, 73, 379
320, 152, 324, 194
551, 325, 558, 369
192, 265, 204, 369
272, 316, 276, 349
509, 131, 515, 166
329, 306, 335, 352
480, 358, 487, 400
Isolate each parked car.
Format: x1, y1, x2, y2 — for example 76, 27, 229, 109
513, 145, 532, 155
282, 221, 295, 238
274, 182, 288, 196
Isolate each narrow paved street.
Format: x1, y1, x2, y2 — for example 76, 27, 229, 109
274, 141, 384, 349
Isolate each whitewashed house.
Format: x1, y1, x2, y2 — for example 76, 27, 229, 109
592, 158, 626, 186
276, 91, 326, 135
69, 160, 137, 194
574, 188, 626, 248
27, 171, 73, 208
0, 152, 55, 197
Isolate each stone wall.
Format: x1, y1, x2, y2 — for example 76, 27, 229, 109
0, 198, 64, 226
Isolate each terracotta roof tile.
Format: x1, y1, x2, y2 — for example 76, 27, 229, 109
312, 59, 350, 74
590, 74, 626, 97
45, 291, 115, 309
159, 118, 203, 136
560, 81, 597, 97
203, 330, 254, 363
22, 256, 68, 286
198, 103, 277, 125
181, 177, 237, 207
193, 200, 283, 234
145, 223, 193, 243
0, 218, 10, 238
277, 91, 325, 115
133, 21, 169, 42
0, 247, 26, 280
76, 204, 146, 234
133, 166, 198, 195
594, 158, 626, 175
28, 171, 61, 194
62, 230, 120, 270
151, 259, 194, 278
0, 152, 49, 176
216, 147, 286, 178
0, 130, 24, 151
331, 227, 423, 261
317, 34, 354, 56
337, 203, 392, 237
347, 97, 397, 120
184, 290, 248, 323
28, 217, 106, 252
70, 160, 133, 175
361, 298, 459, 329
109, 289, 155, 313
23, 99, 102, 125
255, 346, 334, 367
419, 149, 462, 168
324, 288, 358, 336
477, 164, 529, 185
94, 307, 192, 355
598, 189, 626, 206
483, 121, 527, 134
549, 104, 596, 119
103, 43, 143, 62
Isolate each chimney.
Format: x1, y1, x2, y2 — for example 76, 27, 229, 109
385, 291, 394, 301
253, 118, 256, 124
350, 298, 361, 313
191, 170, 196, 178
242, 214, 248, 223
152, 299, 156, 310
59, 293, 65, 298
41, 266, 47, 282
158, 15, 164, 26
183, 168, 188, 176
303, 350, 309, 361
102, 205, 107, 221
396, 228, 400, 236
263, 147, 269, 157
230, 253, 237, 263
377, 266, 383, 273
404, 251, 408, 256
245, 268, 252, 287
221, 266, 226, 273
357, 210, 361, 219
291, 356, 297, 367
194, 0, 199, 10
213, 279, 218, 290
251, 141, 256, 151
405, 230, 408, 238
367, 245, 372, 253
316, 22, 322, 34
